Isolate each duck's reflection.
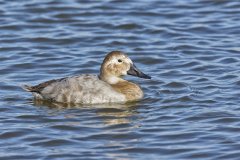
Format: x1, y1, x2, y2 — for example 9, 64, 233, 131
31, 99, 141, 159
32, 99, 140, 126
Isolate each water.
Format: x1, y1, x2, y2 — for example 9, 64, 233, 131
1, 0, 240, 159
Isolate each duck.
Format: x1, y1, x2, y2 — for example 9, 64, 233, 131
22, 51, 151, 104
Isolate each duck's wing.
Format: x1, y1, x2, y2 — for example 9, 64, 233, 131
22, 77, 65, 93
23, 75, 126, 104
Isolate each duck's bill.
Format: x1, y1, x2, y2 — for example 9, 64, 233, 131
127, 64, 151, 79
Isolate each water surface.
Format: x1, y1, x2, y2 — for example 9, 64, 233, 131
1, 0, 240, 159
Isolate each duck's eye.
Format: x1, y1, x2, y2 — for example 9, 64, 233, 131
118, 59, 122, 63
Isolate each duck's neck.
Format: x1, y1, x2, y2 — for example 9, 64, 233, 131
99, 74, 123, 84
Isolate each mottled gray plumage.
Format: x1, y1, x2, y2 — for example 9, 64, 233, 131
22, 75, 126, 104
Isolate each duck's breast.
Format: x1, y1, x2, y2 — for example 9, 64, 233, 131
40, 75, 126, 104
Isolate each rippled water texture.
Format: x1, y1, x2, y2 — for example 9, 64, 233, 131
1, 0, 240, 159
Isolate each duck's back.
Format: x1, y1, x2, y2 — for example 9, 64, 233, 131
24, 75, 126, 104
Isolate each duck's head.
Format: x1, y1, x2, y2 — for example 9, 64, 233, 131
100, 51, 151, 84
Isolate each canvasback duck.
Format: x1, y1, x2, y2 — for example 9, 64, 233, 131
22, 51, 151, 104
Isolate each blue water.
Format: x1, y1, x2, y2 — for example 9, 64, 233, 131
1, 0, 240, 159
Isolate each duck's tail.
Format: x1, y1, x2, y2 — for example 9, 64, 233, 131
21, 84, 34, 92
